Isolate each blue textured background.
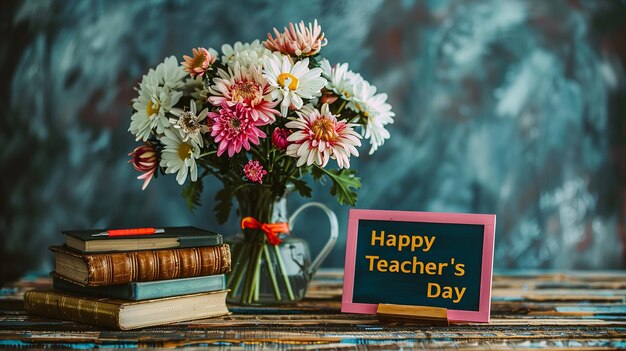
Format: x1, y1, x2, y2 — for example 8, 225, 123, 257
2, 0, 626, 282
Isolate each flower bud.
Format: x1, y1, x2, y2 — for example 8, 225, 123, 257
320, 89, 339, 104
272, 128, 290, 150
128, 142, 158, 190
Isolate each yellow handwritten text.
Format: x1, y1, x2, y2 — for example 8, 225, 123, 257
427, 283, 466, 303
370, 230, 436, 252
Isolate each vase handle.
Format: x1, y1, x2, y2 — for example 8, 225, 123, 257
289, 202, 338, 278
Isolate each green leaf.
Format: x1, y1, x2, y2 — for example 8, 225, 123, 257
213, 188, 233, 224
314, 167, 361, 206
291, 178, 312, 198
271, 182, 287, 198
311, 166, 325, 182
182, 179, 203, 212
307, 55, 320, 69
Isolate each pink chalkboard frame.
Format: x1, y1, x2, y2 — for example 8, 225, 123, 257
341, 209, 496, 323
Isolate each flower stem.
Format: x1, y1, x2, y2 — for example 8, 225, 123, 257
273, 245, 295, 301
243, 243, 262, 304
250, 147, 265, 162
229, 242, 251, 297
263, 244, 282, 301
248, 276, 256, 303
335, 99, 348, 114
240, 247, 253, 304
198, 150, 217, 158
226, 243, 244, 288
253, 246, 262, 302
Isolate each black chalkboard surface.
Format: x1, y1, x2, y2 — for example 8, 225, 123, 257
342, 210, 496, 323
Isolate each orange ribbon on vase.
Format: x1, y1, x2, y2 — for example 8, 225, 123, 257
241, 217, 290, 246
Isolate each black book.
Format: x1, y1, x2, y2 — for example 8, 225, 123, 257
63, 226, 223, 253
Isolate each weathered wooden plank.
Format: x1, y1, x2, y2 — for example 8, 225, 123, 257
1, 270, 626, 350
2, 338, 624, 350
493, 270, 626, 279
2, 313, 626, 330
2, 326, 625, 346
493, 282, 626, 290
493, 288, 626, 296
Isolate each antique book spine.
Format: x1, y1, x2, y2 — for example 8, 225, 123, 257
52, 274, 227, 300
24, 290, 120, 329
53, 244, 231, 287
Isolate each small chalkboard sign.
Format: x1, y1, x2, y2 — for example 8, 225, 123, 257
341, 209, 496, 323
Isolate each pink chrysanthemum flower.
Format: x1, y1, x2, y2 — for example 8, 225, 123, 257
128, 142, 159, 190
244, 160, 267, 184
208, 103, 267, 157
285, 104, 361, 168
208, 63, 280, 124
182, 47, 217, 78
264, 19, 327, 57
272, 128, 290, 150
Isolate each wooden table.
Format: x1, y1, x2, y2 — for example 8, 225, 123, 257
1, 270, 625, 350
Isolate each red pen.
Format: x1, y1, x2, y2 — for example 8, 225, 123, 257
91, 228, 165, 237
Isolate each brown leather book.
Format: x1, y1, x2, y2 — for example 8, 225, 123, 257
24, 289, 230, 330
50, 244, 231, 287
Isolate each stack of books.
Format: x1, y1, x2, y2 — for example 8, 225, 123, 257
24, 227, 231, 330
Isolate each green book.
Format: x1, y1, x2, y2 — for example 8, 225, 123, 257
51, 273, 227, 300
63, 226, 222, 253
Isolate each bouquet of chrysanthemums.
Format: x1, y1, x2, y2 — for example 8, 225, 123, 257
128, 20, 394, 224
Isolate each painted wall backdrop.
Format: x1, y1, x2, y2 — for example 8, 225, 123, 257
2, 0, 626, 283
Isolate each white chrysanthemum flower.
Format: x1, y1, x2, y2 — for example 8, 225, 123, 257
168, 100, 209, 147
129, 78, 182, 141
349, 80, 395, 154
159, 128, 200, 185
320, 59, 363, 101
221, 40, 273, 69
153, 55, 188, 89
263, 54, 326, 116
129, 56, 187, 141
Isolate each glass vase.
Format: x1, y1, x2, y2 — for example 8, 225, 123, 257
226, 186, 338, 305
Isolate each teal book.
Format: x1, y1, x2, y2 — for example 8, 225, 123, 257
63, 226, 222, 253
51, 273, 226, 300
